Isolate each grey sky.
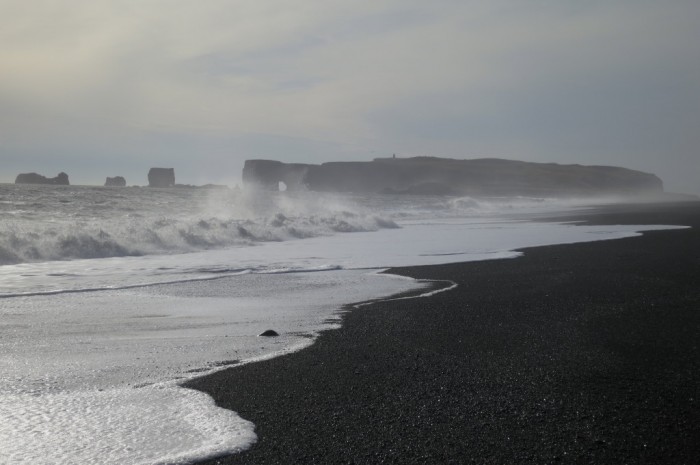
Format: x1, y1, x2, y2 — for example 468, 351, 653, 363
1, 1, 698, 194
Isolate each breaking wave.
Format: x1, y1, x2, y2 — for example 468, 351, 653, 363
0, 186, 398, 265
0, 212, 398, 265
0, 183, 601, 266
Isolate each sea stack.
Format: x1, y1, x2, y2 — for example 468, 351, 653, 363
15, 172, 70, 185
104, 176, 127, 187
148, 168, 175, 188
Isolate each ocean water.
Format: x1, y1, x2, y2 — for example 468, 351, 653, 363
0, 184, 684, 464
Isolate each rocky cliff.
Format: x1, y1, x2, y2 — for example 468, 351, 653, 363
15, 172, 70, 185
242, 157, 663, 196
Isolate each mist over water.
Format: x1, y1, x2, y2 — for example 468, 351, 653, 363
0, 184, 404, 265
0, 183, 610, 267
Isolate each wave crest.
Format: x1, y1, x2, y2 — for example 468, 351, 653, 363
0, 188, 399, 265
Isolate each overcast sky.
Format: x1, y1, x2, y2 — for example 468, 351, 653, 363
1, 1, 698, 193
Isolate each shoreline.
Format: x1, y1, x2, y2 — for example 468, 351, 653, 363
186, 201, 700, 464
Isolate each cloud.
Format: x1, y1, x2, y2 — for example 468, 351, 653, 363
1, 1, 698, 192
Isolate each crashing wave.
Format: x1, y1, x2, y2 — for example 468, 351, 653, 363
0, 187, 400, 265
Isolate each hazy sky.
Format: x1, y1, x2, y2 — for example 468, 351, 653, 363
1, 1, 698, 193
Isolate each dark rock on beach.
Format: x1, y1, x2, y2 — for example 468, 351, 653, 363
187, 201, 700, 464
258, 330, 279, 337
15, 172, 70, 185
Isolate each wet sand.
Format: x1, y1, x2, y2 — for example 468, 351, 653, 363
187, 201, 700, 464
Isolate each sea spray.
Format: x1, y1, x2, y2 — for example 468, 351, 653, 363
0, 185, 398, 265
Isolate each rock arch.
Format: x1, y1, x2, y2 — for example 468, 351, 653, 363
242, 160, 310, 191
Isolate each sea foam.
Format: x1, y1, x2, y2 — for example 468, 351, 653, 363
0, 386, 256, 465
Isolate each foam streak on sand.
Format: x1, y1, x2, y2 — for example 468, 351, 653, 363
0, 387, 257, 465
0, 269, 428, 465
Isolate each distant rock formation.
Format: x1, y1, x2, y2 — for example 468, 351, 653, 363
148, 168, 175, 188
242, 157, 664, 197
104, 176, 126, 187
15, 172, 70, 185
242, 160, 310, 191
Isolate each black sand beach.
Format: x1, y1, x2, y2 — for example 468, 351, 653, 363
187, 201, 700, 464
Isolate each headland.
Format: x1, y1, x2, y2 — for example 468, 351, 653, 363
242, 157, 665, 197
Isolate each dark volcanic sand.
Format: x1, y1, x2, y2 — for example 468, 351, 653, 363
187, 202, 700, 464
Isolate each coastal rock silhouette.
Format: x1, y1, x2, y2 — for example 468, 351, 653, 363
243, 157, 664, 197
15, 172, 70, 185
148, 168, 175, 188
105, 176, 126, 187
